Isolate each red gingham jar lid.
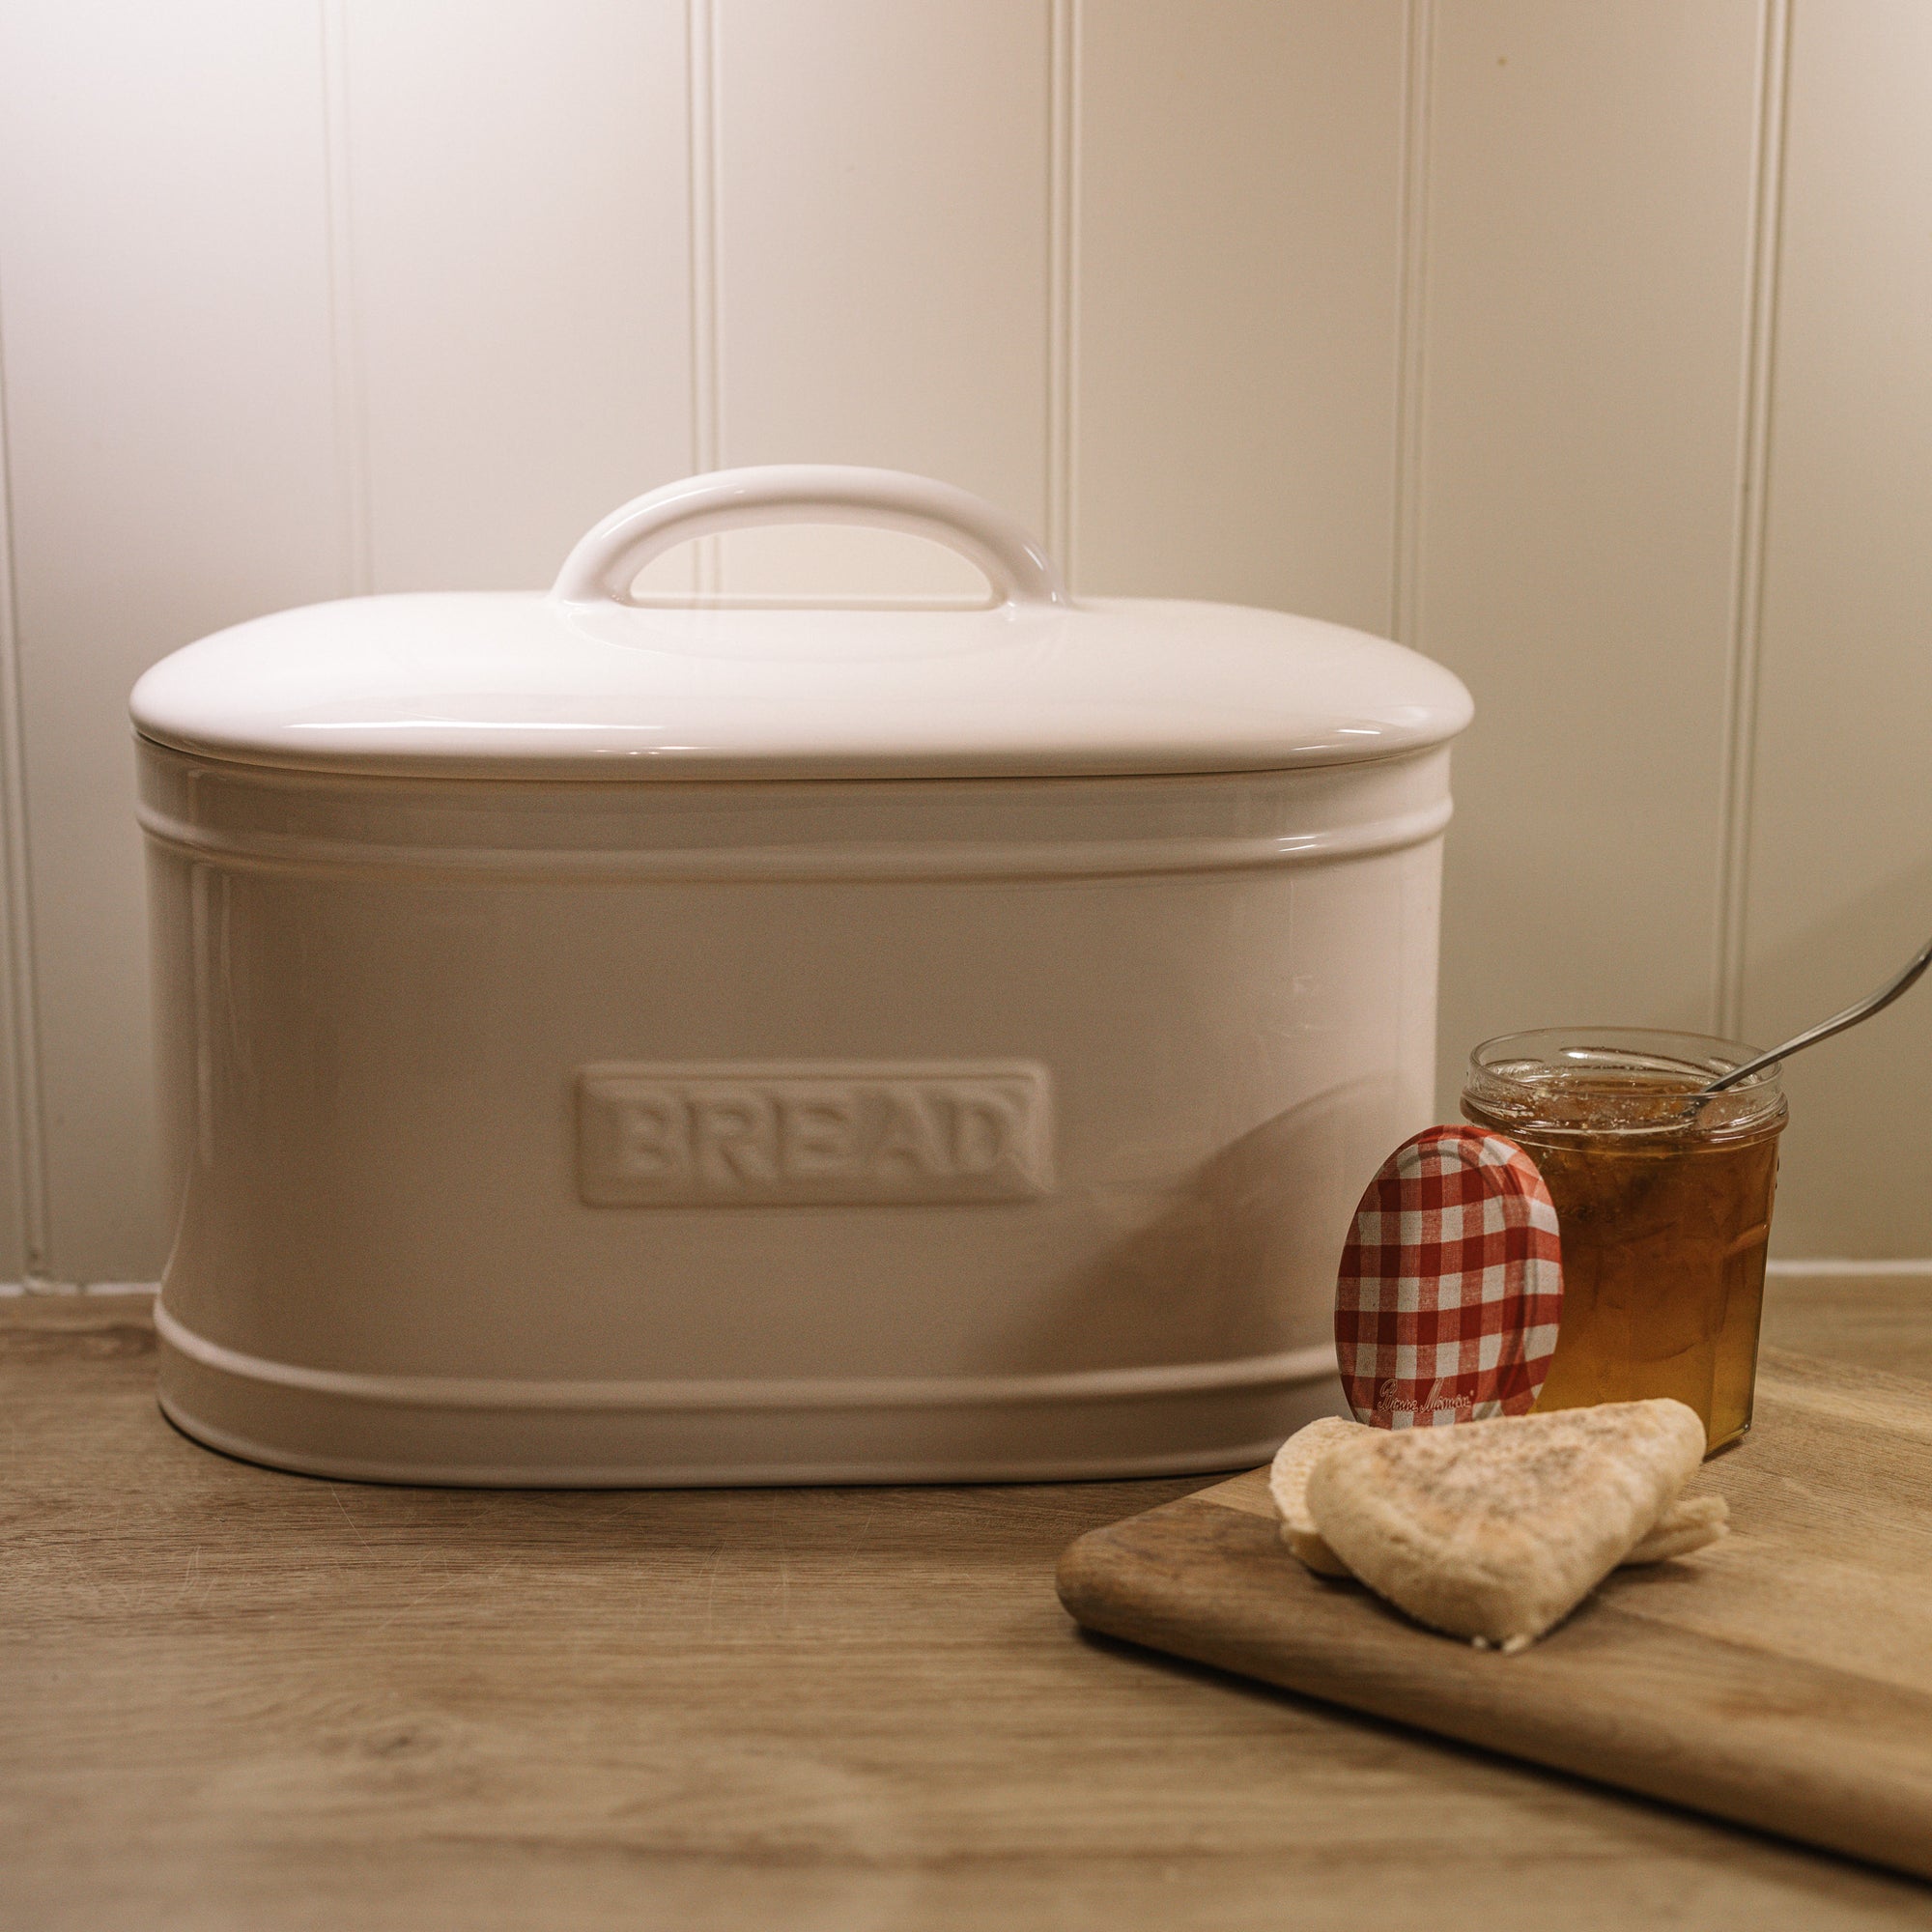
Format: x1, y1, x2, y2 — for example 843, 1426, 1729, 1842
1334, 1125, 1564, 1429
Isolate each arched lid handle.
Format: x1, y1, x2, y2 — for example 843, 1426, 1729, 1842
550, 465, 1067, 609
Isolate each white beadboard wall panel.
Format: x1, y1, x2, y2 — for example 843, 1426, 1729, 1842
0, 408, 27, 1280
707, 0, 1050, 599
0, 0, 343, 1282
1741, 0, 1932, 1257
341, 0, 696, 594
0, 0, 1927, 1276
1419, 0, 1766, 1109
1073, 0, 1406, 631
0, 913, 23, 1278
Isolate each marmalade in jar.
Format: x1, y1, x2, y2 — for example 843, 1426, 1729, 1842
1461, 1030, 1785, 1453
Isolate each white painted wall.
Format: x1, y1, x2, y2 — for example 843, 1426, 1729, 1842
0, 0, 1925, 1283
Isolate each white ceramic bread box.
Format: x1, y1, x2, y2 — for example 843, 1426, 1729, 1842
130, 467, 1472, 1486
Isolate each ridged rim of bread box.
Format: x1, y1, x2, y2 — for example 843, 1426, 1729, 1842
134, 747, 1454, 884
155, 1302, 1341, 1486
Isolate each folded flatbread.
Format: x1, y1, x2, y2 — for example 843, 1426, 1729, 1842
1275, 1398, 1714, 1648
1269, 1412, 1726, 1579
1622, 1490, 1729, 1565
1267, 1416, 1365, 1576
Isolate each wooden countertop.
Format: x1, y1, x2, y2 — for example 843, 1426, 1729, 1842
6, 1278, 1931, 1931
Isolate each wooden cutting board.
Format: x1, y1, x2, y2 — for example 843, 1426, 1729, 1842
1057, 1347, 1932, 1880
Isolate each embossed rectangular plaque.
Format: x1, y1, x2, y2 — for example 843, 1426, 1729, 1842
577, 1061, 1054, 1207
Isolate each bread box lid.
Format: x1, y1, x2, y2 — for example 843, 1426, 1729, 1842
130, 467, 1472, 782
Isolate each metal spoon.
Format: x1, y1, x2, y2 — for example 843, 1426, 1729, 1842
1700, 932, 1932, 1094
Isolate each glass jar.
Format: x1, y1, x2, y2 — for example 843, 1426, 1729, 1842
1461, 1028, 1785, 1452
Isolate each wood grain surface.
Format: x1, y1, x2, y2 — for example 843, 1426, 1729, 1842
1057, 1350, 1932, 1878
3, 1280, 1931, 1930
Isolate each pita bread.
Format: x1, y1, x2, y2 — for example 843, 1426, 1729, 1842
1269, 1410, 1726, 1580
1625, 1491, 1728, 1563
1266, 1417, 1362, 1576
1302, 1397, 1706, 1648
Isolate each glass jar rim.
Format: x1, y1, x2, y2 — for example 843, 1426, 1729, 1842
1463, 1026, 1785, 1140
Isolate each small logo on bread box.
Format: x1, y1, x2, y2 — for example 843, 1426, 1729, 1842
577, 1062, 1053, 1207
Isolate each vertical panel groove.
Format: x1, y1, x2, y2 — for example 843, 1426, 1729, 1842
320, 0, 372, 595
1046, 0, 1080, 582
687, 0, 723, 593
1715, 0, 1793, 1037
0, 294, 48, 1278
1390, 0, 1435, 647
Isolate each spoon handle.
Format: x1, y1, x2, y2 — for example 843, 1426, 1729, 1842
1702, 932, 1932, 1094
